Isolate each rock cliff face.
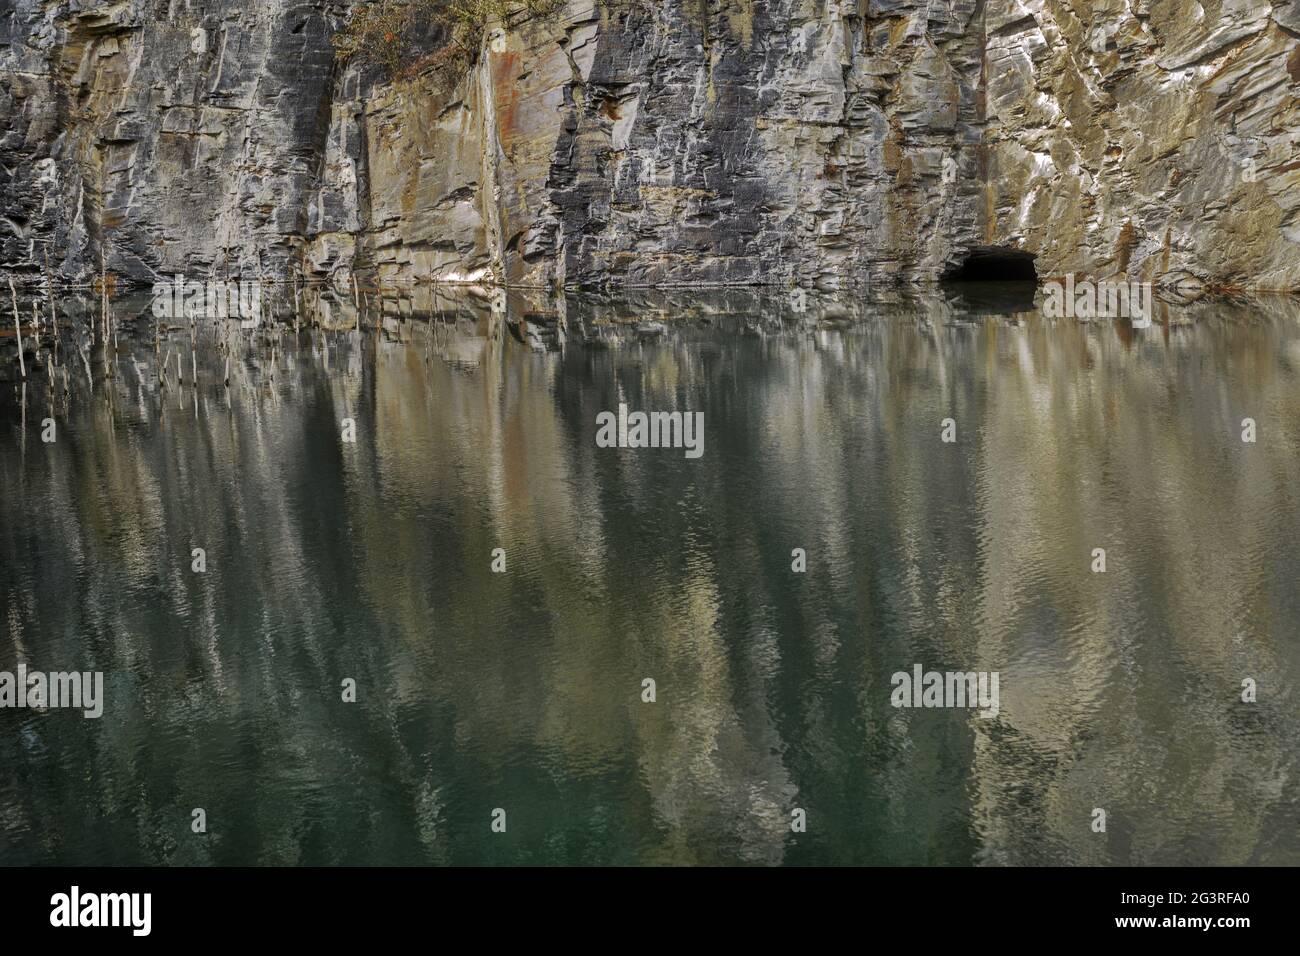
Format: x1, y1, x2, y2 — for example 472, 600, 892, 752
2, 0, 1299, 291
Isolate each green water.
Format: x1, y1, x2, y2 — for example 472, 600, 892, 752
1, 287, 1298, 865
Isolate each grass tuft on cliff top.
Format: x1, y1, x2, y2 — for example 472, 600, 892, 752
332, 0, 563, 83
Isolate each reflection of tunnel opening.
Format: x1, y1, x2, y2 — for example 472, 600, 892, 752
942, 247, 1039, 283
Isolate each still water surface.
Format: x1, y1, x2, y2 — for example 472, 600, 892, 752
1, 287, 1298, 865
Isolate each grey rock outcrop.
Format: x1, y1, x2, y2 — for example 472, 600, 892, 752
2, 0, 1298, 291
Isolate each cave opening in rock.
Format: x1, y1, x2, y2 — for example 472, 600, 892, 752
940, 247, 1039, 314
942, 247, 1039, 283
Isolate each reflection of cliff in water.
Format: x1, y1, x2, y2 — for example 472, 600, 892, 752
1, 287, 1298, 864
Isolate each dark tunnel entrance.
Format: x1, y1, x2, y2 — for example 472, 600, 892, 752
942, 247, 1039, 283
940, 247, 1039, 314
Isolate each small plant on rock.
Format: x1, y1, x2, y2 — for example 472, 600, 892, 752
332, 0, 564, 82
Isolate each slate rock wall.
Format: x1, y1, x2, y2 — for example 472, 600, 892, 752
2, 0, 1298, 291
